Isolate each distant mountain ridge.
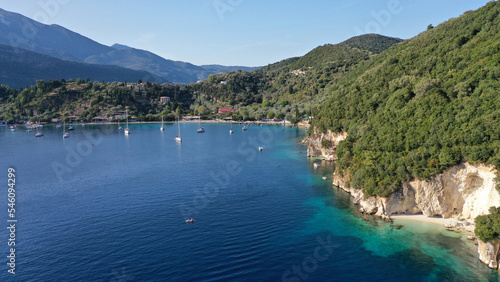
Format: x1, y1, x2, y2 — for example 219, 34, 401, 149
0, 44, 167, 88
0, 8, 259, 84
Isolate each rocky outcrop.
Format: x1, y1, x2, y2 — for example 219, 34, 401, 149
304, 131, 500, 270
478, 240, 500, 270
332, 163, 500, 220
302, 129, 347, 161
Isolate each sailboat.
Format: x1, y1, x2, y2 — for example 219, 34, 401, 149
197, 116, 205, 133
63, 121, 69, 138
230, 122, 234, 134
174, 116, 182, 142
124, 110, 131, 135
160, 113, 165, 131
35, 118, 44, 137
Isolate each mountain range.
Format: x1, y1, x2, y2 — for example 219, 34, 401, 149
0, 8, 258, 87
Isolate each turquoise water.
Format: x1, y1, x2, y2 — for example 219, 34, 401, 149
0, 123, 498, 281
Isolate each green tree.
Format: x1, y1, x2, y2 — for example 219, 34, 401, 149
198, 106, 209, 115
262, 98, 270, 107
475, 207, 500, 242
207, 74, 217, 84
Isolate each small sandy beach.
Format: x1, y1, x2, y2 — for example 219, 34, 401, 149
391, 214, 457, 226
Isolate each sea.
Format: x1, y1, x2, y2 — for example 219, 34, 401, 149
0, 123, 498, 281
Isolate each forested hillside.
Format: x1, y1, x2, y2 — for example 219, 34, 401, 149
0, 34, 401, 123
312, 1, 500, 197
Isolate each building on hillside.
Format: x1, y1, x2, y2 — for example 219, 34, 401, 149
218, 108, 237, 115
184, 116, 201, 121
67, 115, 79, 122
160, 96, 171, 103
91, 116, 108, 123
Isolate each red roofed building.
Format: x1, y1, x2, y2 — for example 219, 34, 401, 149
218, 107, 237, 115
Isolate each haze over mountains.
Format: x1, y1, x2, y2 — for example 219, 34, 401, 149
0, 8, 258, 88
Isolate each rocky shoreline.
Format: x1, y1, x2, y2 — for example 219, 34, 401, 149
304, 129, 500, 272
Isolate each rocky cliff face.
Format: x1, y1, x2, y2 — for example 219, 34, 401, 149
333, 163, 500, 220
478, 240, 500, 270
303, 130, 347, 161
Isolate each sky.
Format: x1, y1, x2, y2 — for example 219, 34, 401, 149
0, 0, 492, 66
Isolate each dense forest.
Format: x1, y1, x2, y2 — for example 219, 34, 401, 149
311, 1, 500, 197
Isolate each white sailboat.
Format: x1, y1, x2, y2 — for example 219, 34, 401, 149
35, 118, 43, 137
124, 110, 131, 135
63, 121, 69, 138
230, 122, 234, 134
197, 116, 205, 133
160, 113, 165, 131
174, 116, 182, 142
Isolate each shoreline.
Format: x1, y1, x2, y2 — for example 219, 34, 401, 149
390, 214, 455, 225
14, 120, 297, 126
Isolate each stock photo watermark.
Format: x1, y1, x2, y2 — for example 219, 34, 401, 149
178, 128, 274, 220
51, 129, 104, 182
8, 0, 72, 49
354, 0, 404, 35
7, 168, 17, 275
110, 267, 135, 282
282, 234, 339, 282
212, 0, 244, 21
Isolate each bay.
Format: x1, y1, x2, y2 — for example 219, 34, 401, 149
0, 123, 497, 281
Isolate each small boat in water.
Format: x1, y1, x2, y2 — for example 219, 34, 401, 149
160, 114, 165, 131
313, 162, 320, 168
259, 146, 263, 151
35, 132, 44, 137
175, 116, 182, 142
185, 218, 195, 223
242, 125, 248, 131
68, 126, 74, 131
124, 110, 131, 135
63, 121, 69, 138
9, 125, 15, 132
197, 127, 205, 133
322, 176, 327, 180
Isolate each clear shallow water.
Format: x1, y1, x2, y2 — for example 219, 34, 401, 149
0, 123, 498, 281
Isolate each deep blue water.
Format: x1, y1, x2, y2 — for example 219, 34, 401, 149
0, 123, 498, 281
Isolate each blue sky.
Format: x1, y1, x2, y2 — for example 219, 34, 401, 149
0, 0, 492, 66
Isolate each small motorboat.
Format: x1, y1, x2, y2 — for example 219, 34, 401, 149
197, 127, 205, 133
322, 176, 328, 180
313, 162, 320, 168
185, 218, 195, 223
35, 132, 44, 137
63, 132, 70, 139
230, 129, 234, 134
68, 126, 74, 131
242, 125, 248, 131
259, 147, 263, 151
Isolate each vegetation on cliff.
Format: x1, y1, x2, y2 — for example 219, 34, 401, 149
312, 1, 500, 197
475, 207, 500, 242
